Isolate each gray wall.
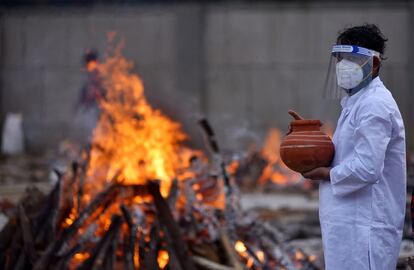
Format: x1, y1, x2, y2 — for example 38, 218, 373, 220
0, 3, 412, 153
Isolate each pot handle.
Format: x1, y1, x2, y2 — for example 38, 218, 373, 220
288, 110, 304, 120
287, 110, 304, 135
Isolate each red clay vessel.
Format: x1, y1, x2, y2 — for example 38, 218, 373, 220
280, 113, 334, 174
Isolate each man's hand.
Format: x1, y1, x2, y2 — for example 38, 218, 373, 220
302, 167, 331, 181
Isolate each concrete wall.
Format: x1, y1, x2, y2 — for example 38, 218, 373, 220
0, 3, 412, 153
205, 3, 411, 150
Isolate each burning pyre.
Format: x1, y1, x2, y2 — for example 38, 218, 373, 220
0, 46, 320, 270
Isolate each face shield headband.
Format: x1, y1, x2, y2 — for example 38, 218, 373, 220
323, 45, 381, 98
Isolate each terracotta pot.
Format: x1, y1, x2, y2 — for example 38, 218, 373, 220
280, 118, 334, 174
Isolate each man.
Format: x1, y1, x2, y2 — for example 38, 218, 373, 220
301, 24, 406, 269
73, 51, 105, 145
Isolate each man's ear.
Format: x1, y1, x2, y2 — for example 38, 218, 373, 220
373, 56, 381, 76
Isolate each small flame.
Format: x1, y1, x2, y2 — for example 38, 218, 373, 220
309, 254, 316, 262
86, 60, 98, 72
64, 211, 76, 227
157, 250, 169, 269
74, 252, 90, 261
256, 250, 265, 262
235, 241, 247, 253
227, 160, 240, 174
134, 247, 140, 267
246, 258, 254, 268
295, 250, 305, 260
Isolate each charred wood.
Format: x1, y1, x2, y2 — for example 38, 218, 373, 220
143, 224, 160, 270
120, 205, 137, 270
33, 183, 119, 270
218, 229, 245, 270
77, 215, 122, 270
148, 180, 196, 270
0, 216, 18, 266
192, 255, 234, 270
18, 205, 36, 266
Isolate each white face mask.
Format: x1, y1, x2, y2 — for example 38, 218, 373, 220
335, 59, 364, 90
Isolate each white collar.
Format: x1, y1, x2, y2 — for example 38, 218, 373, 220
340, 77, 382, 109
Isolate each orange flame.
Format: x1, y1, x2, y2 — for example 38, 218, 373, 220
235, 241, 247, 253
157, 250, 169, 269
258, 128, 301, 186
73, 252, 90, 261
86, 48, 194, 196
235, 241, 260, 268
309, 254, 317, 262
86, 60, 98, 72
256, 250, 265, 263
295, 250, 305, 260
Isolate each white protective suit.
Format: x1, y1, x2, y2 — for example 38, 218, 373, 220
319, 77, 406, 270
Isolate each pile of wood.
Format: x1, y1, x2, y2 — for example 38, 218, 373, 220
0, 120, 321, 270
0, 177, 320, 270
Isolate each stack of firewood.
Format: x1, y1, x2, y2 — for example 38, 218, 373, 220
0, 179, 320, 270
0, 120, 321, 270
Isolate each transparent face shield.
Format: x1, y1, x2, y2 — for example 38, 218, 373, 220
323, 45, 379, 99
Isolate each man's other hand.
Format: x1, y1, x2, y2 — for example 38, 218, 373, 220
302, 167, 331, 181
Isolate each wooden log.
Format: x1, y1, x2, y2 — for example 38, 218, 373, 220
102, 219, 120, 270
138, 230, 148, 269
256, 223, 298, 270
12, 253, 26, 270
77, 215, 122, 270
33, 174, 62, 246
147, 225, 161, 270
165, 245, 184, 270
0, 187, 43, 269
190, 244, 221, 265
18, 205, 36, 265
244, 244, 262, 269
33, 183, 119, 270
50, 171, 63, 239
70, 161, 84, 215
122, 236, 134, 270
218, 229, 245, 270
54, 244, 81, 270
198, 119, 220, 153
198, 118, 239, 239
120, 205, 136, 270
192, 256, 234, 270
167, 179, 179, 209
4, 220, 23, 270
198, 119, 230, 187
407, 256, 414, 270
55, 223, 98, 269
0, 216, 18, 266
119, 184, 149, 197
147, 180, 196, 270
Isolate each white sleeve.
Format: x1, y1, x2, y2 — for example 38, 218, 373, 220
330, 103, 392, 196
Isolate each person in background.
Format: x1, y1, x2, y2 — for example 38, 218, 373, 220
73, 51, 105, 145
297, 24, 406, 269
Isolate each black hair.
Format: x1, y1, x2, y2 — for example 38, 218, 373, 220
83, 50, 99, 65
337, 24, 388, 60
